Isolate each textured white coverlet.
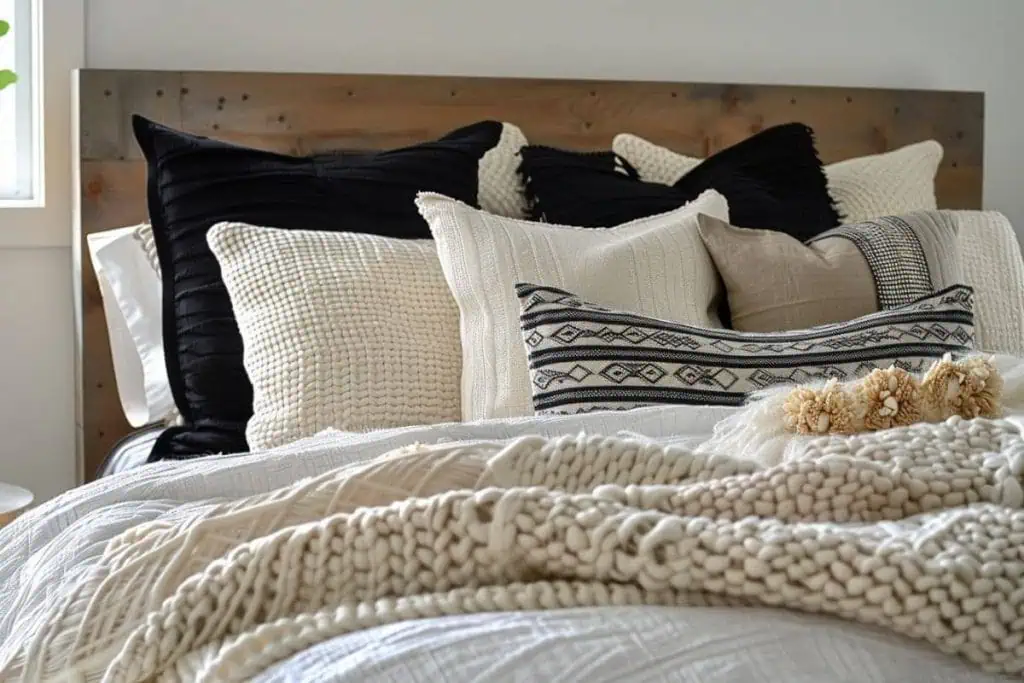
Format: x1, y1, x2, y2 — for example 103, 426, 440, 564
253, 607, 1010, 683
0, 403, 732, 681
6, 356, 1024, 682
90, 421, 1024, 682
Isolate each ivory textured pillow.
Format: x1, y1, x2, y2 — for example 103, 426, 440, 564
207, 222, 461, 450
954, 211, 1024, 355
696, 211, 962, 332
613, 133, 942, 224
417, 189, 730, 421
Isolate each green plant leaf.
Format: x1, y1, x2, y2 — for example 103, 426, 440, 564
0, 70, 17, 90
0, 20, 9, 37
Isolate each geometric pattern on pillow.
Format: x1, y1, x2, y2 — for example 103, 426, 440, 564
516, 282, 976, 415
418, 189, 730, 421
613, 133, 943, 224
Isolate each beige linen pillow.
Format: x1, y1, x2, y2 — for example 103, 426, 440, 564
207, 222, 461, 450
418, 189, 730, 421
697, 211, 962, 332
613, 134, 943, 224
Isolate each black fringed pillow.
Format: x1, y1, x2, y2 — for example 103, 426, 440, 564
520, 122, 840, 241
134, 115, 527, 461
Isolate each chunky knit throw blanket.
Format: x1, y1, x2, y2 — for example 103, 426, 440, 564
12, 416, 1024, 683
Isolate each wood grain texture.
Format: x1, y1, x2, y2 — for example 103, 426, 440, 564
75, 69, 985, 481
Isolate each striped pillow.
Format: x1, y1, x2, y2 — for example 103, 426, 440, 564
516, 282, 976, 415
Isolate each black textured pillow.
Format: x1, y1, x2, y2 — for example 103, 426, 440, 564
520, 123, 840, 240
134, 115, 526, 460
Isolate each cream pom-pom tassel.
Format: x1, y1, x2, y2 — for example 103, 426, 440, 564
699, 354, 1009, 468
855, 366, 922, 431
782, 378, 856, 435
920, 353, 1003, 421
774, 354, 1005, 437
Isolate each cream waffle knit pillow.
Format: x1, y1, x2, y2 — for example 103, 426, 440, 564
207, 222, 461, 450
418, 189, 730, 421
613, 134, 942, 224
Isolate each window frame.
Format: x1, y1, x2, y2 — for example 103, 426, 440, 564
0, 0, 84, 248
0, 0, 41, 204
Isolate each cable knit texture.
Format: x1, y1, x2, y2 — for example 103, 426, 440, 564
418, 190, 730, 421
15, 418, 1024, 682
612, 133, 942, 224
207, 222, 462, 449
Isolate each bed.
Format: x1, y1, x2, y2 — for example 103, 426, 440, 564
1, 69, 1022, 682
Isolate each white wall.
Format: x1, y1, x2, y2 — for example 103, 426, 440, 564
85, 0, 1023, 230
1, 0, 1020, 501
0, 248, 75, 500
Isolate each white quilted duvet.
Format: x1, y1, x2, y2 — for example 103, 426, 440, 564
5, 368, 1024, 682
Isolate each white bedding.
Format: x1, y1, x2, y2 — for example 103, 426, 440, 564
3, 379, 1024, 683
0, 403, 732, 680
255, 607, 1006, 683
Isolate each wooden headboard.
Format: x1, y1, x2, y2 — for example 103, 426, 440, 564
73, 68, 985, 481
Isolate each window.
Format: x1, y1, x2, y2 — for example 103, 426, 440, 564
0, 0, 36, 201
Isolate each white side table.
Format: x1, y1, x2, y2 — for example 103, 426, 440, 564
0, 482, 33, 528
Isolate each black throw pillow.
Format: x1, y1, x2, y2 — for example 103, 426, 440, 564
520, 122, 840, 241
134, 115, 524, 461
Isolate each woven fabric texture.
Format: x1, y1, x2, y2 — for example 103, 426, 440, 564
134, 116, 524, 460
697, 210, 963, 332
418, 189, 730, 421
613, 134, 942, 224
955, 211, 1024, 355
22, 419, 1024, 683
516, 283, 975, 415
207, 222, 462, 450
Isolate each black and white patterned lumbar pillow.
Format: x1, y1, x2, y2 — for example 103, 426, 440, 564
516, 282, 976, 415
